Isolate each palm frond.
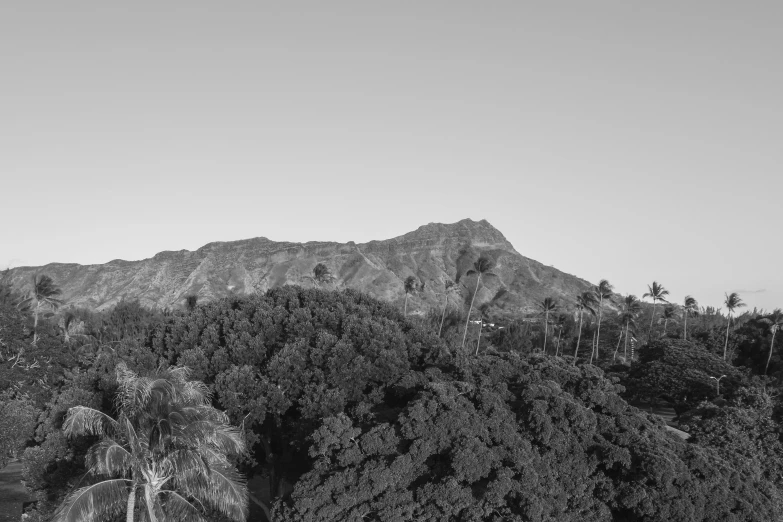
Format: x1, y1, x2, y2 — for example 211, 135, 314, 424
595, 279, 614, 299
85, 439, 134, 477
178, 464, 248, 522
178, 421, 247, 456
160, 490, 210, 522
63, 406, 119, 438
52, 479, 130, 522
724, 292, 746, 314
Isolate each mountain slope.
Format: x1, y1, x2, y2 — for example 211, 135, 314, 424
2, 219, 594, 316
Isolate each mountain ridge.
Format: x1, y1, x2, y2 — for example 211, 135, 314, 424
2, 219, 593, 316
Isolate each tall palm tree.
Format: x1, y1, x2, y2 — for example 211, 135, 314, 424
538, 297, 559, 354
612, 320, 625, 362
643, 281, 669, 342
403, 276, 418, 316
573, 291, 597, 365
723, 292, 746, 360
30, 274, 63, 345
461, 256, 496, 350
661, 305, 678, 336
54, 362, 248, 522
553, 313, 569, 356
437, 279, 458, 338
760, 309, 783, 375
474, 303, 492, 355
618, 295, 641, 362
682, 296, 699, 340
592, 279, 614, 362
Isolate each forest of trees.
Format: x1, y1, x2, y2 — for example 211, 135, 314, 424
2, 261, 783, 521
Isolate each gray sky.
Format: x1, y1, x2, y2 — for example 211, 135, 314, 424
1, 1, 781, 312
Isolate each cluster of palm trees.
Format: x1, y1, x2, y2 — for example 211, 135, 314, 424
400, 258, 772, 369
531, 280, 776, 368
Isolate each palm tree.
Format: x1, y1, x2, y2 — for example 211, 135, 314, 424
403, 276, 418, 316
461, 256, 496, 350
618, 295, 641, 362
61, 312, 78, 344
643, 281, 669, 342
760, 309, 783, 375
30, 274, 63, 345
474, 303, 492, 355
612, 320, 625, 362
54, 362, 248, 522
592, 279, 614, 362
682, 296, 699, 340
553, 313, 569, 356
661, 304, 678, 336
723, 292, 746, 360
538, 297, 559, 354
573, 291, 597, 365
437, 279, 458, 338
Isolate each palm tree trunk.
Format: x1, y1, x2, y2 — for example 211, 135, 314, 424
438, 295, 448, 337
33, 301, 40, 345
462, 276, 481, 349
723, 316, 731, 360
475, 320, 483, 355
543, 310, 549, 353
648, 300, 657, 343
144, 485, 158, 522
556, 328, 562, 356
663, 319, 668, 336
126, 486, 136, 522
624, 321, 630, 360
613, 329, 623, 361
765, 329, 777, 375
596, 296, 603, 360
589, 330, 597, 364
573, 310, 584, 365
683, 313, 687, 340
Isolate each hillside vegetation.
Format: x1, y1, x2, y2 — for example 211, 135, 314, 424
2, 257, 783, 521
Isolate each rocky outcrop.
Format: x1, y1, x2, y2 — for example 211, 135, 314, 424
2, 219, 594, 317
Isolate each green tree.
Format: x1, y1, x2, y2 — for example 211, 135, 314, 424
723, 292, 746, 360
682, 295, 699, 340
616, 295, 641, 362
461, 256, 496, 350
553, 312, 569, 356
184, 294, 198, 312
60, 312, 79, 344
305, 263, 335, 287
537, 297, 559, 354
53, 362, 248, 522
403, 276, 418, 316
643, 281, 669, 342
592, 279, 613, 362
437, 279, 458, 338
29, 274, 63, 345
759, 309, 783, 375
573, 291, 597, 365
661, 304, 678, 336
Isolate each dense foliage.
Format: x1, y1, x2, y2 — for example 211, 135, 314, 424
3, 274, 783, 521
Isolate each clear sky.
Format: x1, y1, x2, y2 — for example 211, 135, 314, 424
1, 1, 781, 312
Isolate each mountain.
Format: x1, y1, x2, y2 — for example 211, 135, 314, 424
2, 219, 594, 317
